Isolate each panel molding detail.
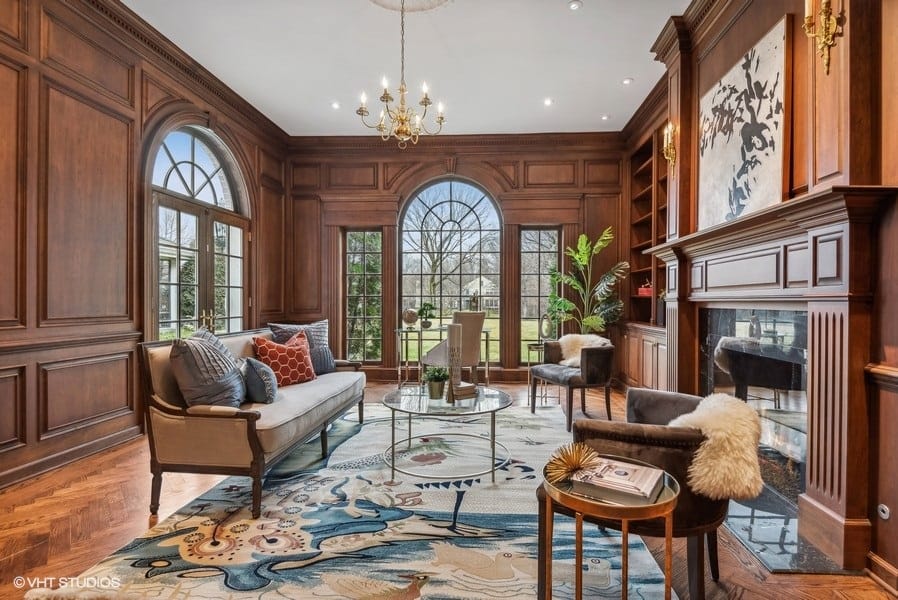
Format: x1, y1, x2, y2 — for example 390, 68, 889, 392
523, 160, 577, 187
38, 352, 133, 440
0, 366, 25, 452
326, 163, 378, 190
0, 0, 26, 50
0, 58, 25, 328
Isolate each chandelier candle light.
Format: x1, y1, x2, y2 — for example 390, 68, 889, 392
357, 0, 445, 148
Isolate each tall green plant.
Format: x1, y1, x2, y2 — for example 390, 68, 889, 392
547, 227, 629, 334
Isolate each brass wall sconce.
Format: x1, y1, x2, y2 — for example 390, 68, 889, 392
803, 0, 844, 75
662, 122, 676, 167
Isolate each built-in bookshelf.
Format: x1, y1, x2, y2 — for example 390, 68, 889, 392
626, 126, 667, 325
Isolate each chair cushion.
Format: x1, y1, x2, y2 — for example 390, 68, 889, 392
253, 334, 316, 386
558, 334, 611, 367
244, 357, 278, 404
269, 321, 337, 375
169, 338, 245, 408
530, 363, 584, 386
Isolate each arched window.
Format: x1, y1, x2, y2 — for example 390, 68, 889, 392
400, 179, 501, 361
151, 127, 248, 340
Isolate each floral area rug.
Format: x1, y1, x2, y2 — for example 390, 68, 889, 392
64, 403, 672, 599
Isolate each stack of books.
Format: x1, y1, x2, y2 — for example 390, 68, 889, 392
570, 457, 665, 505
451, 382, 477, 399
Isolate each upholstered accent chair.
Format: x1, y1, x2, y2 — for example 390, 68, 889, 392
536, 388, 731, 600
421, 311, 486, 384
529, 338, 614, 432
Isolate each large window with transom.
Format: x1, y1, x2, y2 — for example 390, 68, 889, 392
520, 228, 560, 360
399, 179, 501, 362
345, 230, 383, 362
152, 127, 248, 340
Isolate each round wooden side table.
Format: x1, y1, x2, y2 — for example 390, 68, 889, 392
541, 456, 680, 600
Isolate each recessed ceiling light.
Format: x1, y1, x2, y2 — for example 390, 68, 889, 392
600, 114, 610, 121
622, 77, 634, 85
544, 98, 554, 107
568, 0, 583, 10
331, 101, 340, 110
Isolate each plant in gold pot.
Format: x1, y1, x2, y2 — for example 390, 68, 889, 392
423, 366, 449, 399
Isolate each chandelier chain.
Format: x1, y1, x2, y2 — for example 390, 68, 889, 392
400, 0, 405, 86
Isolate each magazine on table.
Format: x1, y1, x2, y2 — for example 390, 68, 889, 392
570, 457, 665, 505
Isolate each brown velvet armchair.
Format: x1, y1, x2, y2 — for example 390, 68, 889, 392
537, 388, 730, 600
529, 340, 614, 431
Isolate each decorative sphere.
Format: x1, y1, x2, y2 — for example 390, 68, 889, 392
401, 308, 418, 327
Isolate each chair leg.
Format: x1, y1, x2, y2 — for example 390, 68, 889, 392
604, 384, 612, 420
707, 529, 720, 581
530, 375, 539, 413
537, 488, 548, 600
687, 534, 706, 600
565, 387, 574, 432
150, 470, 162, 515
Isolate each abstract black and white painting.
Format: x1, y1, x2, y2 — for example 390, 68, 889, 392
698, 17, 789, 230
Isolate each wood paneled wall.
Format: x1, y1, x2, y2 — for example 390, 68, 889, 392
284, 134, 624, 378
0, 0, 286, 488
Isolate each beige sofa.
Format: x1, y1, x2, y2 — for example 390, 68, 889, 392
139, 328, 365, 518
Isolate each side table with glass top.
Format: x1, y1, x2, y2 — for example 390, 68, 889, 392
539, 456, 680, 600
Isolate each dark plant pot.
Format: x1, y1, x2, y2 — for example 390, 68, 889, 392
421, 320, 432, 329
427, 381, 445, 399
657, 298, 666, 327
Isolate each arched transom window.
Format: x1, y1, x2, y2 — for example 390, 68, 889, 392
400, 179, 501, 361
151, 126, 247, 340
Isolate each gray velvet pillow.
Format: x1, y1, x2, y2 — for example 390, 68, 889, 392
244, 357, 278, 403
170, 338, 245, 408
268, 321, 336, 375
192, 328, 245, 370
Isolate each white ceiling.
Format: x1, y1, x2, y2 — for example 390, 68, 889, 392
120, 0, 691, 137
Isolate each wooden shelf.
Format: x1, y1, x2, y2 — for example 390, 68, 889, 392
630, 265, 652, 276
634, 155, 653, 177
631, 211, 653, 226
631, 183, 653, 202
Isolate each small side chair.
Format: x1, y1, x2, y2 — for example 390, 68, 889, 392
529, 340, 614, 431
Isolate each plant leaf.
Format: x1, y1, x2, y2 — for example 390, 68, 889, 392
593, 261, 630, 300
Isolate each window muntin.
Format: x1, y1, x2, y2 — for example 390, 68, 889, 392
346, 231, 383, 362
152, 129, 234, 210
400, 179, 501, 362
520, 228, 560, 360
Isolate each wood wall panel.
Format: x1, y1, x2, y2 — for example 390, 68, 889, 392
585, 160, 621, 186
484, 161, 518, 189
40, 353, 131, 438
883, 0, 898, 185
814, 232, 842, 285
384, 162, 415, 189
523, 161, 576, 187
259, 149, 283, 186
785, 242, 809, 287
257, 185, 285, 316
0, 60, 23, 327
291, 163, 320, 190
40, 8, 134, 107
290, 197, 321, 314
0, 0, 25, 49
704, 248, 780, 290
42, 83, 131, 323
0, 367, 25, 451
141, 73, 179, 122
327, 163, 377, 189
865, 366, 898, 591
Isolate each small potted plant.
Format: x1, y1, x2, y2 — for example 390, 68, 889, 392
418, 302, 436, 328
423, 366, 449, 399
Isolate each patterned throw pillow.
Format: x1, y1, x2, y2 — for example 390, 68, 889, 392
169, 338, 245, 407
244, 357, 278, 404
192, 328, 245, 369
268, 321, 336, 375
252, 334, 316, 386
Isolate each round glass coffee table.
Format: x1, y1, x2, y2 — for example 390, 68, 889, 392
382, 386, 512, 482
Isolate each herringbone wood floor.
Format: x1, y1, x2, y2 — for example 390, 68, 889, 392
0, 382, 892, 599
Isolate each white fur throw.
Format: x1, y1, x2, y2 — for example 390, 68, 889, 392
668, 393, 763, 500
558, 334, 611, 367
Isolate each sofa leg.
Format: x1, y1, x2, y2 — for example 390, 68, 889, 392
150, 470, 162, 515
320, 427, 328, 457
687, 534, 706, 600
708, 529, 720, 581
565, 387, 574, 432
530, 375, 539, 413
358, 400, 364, 423
251, 476, 262, 519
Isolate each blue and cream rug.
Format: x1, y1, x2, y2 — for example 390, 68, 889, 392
59, 404, 672, 599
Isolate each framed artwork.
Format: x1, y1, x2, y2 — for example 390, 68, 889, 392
697, 16, 791, 230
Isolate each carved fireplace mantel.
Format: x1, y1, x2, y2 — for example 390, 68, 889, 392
650, 185, 897, 569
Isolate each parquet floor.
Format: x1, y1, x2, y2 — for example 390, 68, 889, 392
0, 382, 892, 599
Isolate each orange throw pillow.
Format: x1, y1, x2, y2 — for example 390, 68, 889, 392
252, 333, 316, 386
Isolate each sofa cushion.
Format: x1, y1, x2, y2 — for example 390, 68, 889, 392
245, 371, 366, 456
269, 321, 336, 375
253, 334, 316, 386
244, 357, 278, 404
169, 338, 245, 408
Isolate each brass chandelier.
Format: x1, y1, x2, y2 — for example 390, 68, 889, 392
356, 0, 445, 149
